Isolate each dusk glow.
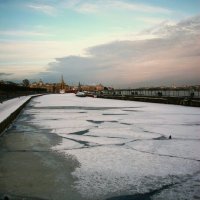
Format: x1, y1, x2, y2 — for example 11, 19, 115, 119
0, 0, 200, 87
1, 2, 200, 198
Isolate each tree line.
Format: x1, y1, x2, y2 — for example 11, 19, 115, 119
0, 80, 47, 102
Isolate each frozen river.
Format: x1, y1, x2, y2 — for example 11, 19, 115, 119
0, 94, 200, 200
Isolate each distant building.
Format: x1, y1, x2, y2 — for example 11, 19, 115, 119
75, 83, 105, 92
30, 79, 46, 90
96, 84, 104, 91
29, 79, 109, 93
78, 82, 82, 91
29, 76, 69, 93
59, 75, 69, 93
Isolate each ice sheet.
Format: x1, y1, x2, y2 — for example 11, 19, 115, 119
68, 146, 200, 199
29, 94, 200, 199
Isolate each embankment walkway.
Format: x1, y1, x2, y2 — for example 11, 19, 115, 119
0, 95, 42, 135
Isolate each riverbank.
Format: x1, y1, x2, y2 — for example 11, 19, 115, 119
98, 95, 200, 107
0, 94, 43, 135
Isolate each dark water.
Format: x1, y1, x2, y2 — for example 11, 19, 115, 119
0, 106, 81, 200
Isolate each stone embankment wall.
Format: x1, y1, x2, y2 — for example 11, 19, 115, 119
99, 95, 200, 107
0, 95, 42, 135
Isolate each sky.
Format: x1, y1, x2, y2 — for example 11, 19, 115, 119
0, 0, 200, 88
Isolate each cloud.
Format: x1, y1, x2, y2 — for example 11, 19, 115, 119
0, 64, 48, 81
0, 30, 51, 37
0, 73, 13, 77
45, 15, 200, 87
25, 0, 172, 17
108, 1, 171, 14
75, 3, 99, 13
137, 17, 169, 25
69, 0, 172, 14
0, 39, 88, 82
27, 4, 57, 16
142, 15, 200, 37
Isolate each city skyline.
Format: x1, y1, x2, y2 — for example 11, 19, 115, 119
0, 0, 200, 87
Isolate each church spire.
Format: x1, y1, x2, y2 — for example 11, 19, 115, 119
78, 82, 82, 91
60, 75, 65, 89
59, 75, 66, 94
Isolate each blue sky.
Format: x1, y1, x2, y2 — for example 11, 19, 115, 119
0, 0, 200, 87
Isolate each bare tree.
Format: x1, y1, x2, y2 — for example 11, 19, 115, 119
22, 79, 30, 87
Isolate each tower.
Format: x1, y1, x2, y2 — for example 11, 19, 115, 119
78, 82, 82, 91
60, 75, 65, 93
61, 75, 65, 89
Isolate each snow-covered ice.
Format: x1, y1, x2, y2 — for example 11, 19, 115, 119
24, 94, 200, 199
0, 95, 35, 123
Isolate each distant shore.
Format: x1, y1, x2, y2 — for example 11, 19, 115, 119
98, 95, 200, 107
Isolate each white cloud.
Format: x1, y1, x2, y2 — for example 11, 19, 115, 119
68, 0, 172, 14
25, 0, 172, 16
75, 3, 99, 13
109, 0, 172, 14
27, 4, 57, 16
44, 15, 200, 87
